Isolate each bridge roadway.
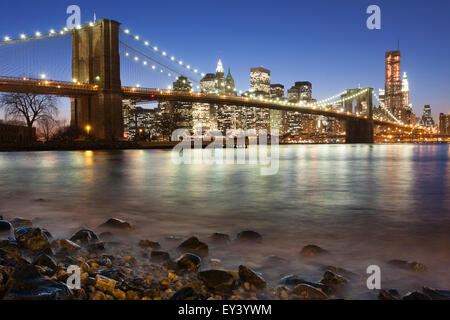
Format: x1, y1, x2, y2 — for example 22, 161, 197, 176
0, 76, 407, 128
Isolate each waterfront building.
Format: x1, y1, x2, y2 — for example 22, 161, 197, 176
250, 67, 271, 95
385, 51, 403, 119
439, 113, 450, 134
420, 105, 435, 128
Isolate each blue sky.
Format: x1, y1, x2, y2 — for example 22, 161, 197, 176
0, 0, 449, 120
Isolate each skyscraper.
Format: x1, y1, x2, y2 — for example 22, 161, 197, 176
250, 67, 271, 95
385, 51, 403, 117
420, 105, 435, 128
439, 113, 450, 135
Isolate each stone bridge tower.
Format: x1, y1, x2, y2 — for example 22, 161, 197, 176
71, 19, 123, 140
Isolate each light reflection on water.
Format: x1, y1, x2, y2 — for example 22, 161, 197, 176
0, 144, 449, 297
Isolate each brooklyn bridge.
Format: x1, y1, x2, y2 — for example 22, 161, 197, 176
0, 19, 411, 143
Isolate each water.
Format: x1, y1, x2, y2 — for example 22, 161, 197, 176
0, 144, 449, 298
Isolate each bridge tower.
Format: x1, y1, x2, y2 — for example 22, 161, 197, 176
343, 88, 374, 143
71, 19, 123, 140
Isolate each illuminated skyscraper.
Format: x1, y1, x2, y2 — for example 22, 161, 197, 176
420, 105, 435, 128
250, 67, 271, 95
385, 51, 403, 117
439, 113, 450, 134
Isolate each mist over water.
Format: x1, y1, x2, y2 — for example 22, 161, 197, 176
0, 144, 449, 298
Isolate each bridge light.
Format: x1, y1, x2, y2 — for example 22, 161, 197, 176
40, 74, 46, 79
4, 36, 10, 41
201, 73, 205, 77
64, 27, 68, 31
162, 51, 166, 56
35, 31, 41, 37
178, 61, 183, 65
144, 41, 149, 46
151, 65, 156, 70
153, 46, 158, 51
20, 34, 26, 39
170, 56, 175, 61
72, 78, 77, 83
134, 57, 139, 61
50, 29, 55, 34
136, 84, 140, 88
168, 85, 172, 90
125, 52, 129, 56
124, 29, 130, 34
76, 25, 82, 29
186, 65, 190, 69
134, 35, 139, 40
143, 61, 147, 65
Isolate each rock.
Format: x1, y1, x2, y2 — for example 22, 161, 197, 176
300, 245, 328, 258
209, 233, 230, 243
178, 237, 209, 257
422, 287, 450, 300
322, 266, 357, 278
378, 289, 400, 300
320, 271, 348, 290
388, 260, 427, 272
402, 291, 431, 300
236, 231, 262, 242
150, 251, 171, 263
112, 289, 126, 300
198, 269, 239, 294
210, 258, 222, 266
170, 287, 199, 300
98, 218, 132, 230
95, 274, 117, 294
32, 253, 57, 270
14, 227, 50, 252
4, 264, 72, 300
0, 220, 14, 240
70, 229, 99, 245
10, 217, 32, 228
279, 275, 328, 291
59, 239, 81, 251
262, 255, 287, 268
176, 253, 201, 271
238, 265, 266, 291
291, 284, 329, 300
87, 242, 105, 253
139, 240, 161, 249
97, 269, 126, 282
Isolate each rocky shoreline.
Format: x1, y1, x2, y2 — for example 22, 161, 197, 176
0, 216, 449, 300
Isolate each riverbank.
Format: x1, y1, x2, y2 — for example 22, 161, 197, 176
1, 216, 448, 300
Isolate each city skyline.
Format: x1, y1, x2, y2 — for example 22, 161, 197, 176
0, 0, 449, 121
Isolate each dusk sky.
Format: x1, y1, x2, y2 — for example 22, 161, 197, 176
0, 0, 449, 120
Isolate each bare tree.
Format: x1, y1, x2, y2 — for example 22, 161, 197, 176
0, 93, 58, 140
37, 115, 58, 142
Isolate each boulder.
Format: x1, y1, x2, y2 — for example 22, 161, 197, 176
59, 239, 81, 251
70, 229, 99, 245
402, 291, 431, 300
236, 231, 262, 242
300, 245, 328, 258
422, 287, 450, 300
98, 218, 132, 230
279, 274, 328, 291
238, 265, 266, 291
388, 260, 427, 272
10, 217, 32, 229
14, 227, 50, 252
291, 284, 329, 300
32, 253, 57, 270
176, 253, 201, 271
4, 264, 72, 300
0, 220, 14, 240
320, 270, 348, 290
378, 289, 400, 300
178, 237, 209, 257
198, 269, 239, 293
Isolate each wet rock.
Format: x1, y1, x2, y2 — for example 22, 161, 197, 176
388, 260, 427, 272
170, 286, 199, 300
178, 237, 209, 257
70, 229, 99, 245
139, 240, 161, 249
98, 218, 132, 230
422, 287, 450, 300
291, 284, 329, 300
198, 269, 239, 294
0, 220, 14, 240
378, 289, 400, 300
322, 265, 357, 278
14, 227, 50, 252
236, 231, 262, 243
210, 258, 222, 266
279, 275, 328, 291
97, 269, 127, 282
176, 253, 201, 271
402, 291, 431, 300
320, 271, 348, 290
209, 233, 231, 243
151, 251, 171, 263
32, 253, 57, 270
238, 265, 266, 291
300, 245, 328, 258
10, 217, 32, 228
4, 264, 72, 300
59, 239, 81, 251
95, 274, 117, 294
